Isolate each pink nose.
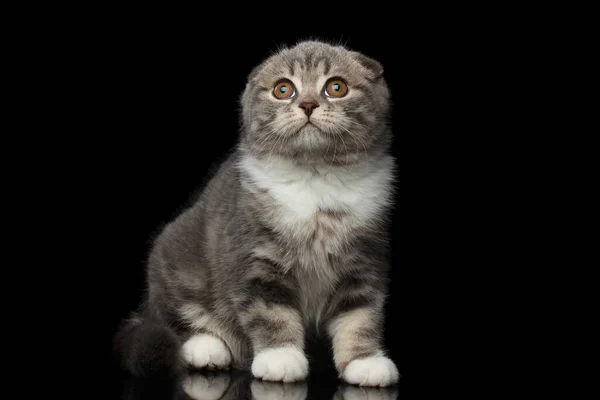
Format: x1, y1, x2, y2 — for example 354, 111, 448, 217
299, 101, 319, 117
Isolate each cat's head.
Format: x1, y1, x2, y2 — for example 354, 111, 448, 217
240, 40, 391, 166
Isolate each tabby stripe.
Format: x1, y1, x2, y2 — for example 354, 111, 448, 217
330, 291, 375, 315
243, 306, 304, 351
321, 57, 331, 75
247, 277, 297, 306
247, 315, 288, 334
304, 52, 313, 69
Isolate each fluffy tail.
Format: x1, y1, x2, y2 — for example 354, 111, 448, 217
114, 312, 182, 377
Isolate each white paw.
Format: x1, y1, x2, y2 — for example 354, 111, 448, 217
251, 347, 309, 382
181, 333, 231, 369
181, 372, 231, 400
251, 380, 308, 400
338, 384, 398, 400
343, 355, 399, 387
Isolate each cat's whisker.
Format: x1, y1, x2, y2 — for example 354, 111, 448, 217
262, 120, 294, 157
269, 123, 294, 164
334, 129, 350, 166
249, 133, 266, 155
258, 132, 278, 158
338, 124, 369, 162
345, 117, 370, 132
318, 130, 332, 169
270, 125, 287, 163
254, 122, 285, 158
250, 128, 277, 157
325, 134, 337, 174
264, 133, 278, 163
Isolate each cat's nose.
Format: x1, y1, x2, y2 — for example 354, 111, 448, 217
299, 101, 319, 117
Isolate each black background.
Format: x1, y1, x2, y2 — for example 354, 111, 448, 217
53, 16, 507, 398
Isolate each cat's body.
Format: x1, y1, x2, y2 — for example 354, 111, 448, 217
115, 40, 399, 387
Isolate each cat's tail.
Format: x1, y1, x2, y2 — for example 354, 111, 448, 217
114, 311, 182, 378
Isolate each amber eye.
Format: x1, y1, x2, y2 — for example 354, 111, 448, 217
273, 80, 296, 99
324, 78, 348, 98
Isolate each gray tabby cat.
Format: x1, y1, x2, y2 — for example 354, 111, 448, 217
115, 40, 399, 387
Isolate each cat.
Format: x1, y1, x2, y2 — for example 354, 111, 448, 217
115, 40, 399, 387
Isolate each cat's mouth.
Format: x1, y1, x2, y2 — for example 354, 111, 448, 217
299, 121, 323, 134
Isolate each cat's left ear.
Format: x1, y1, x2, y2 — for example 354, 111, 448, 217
350, 52, 384, 80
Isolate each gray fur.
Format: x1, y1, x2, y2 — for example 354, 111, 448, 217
115, 40, 397, 385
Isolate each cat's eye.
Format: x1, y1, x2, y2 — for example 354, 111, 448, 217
324, 78, 348, 98
273, 80, 296, 100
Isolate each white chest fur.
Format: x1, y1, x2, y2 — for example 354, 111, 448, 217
239, 154, 395, 248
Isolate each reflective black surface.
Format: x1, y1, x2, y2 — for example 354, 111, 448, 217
110, 334, 406, 399
107, 318, 408, 399
118, 369, 401, 400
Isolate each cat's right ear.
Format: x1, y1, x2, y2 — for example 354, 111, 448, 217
247, 62, 265, 83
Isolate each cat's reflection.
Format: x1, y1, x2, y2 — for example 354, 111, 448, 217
250, 380, 308, 400
182, 371, 232, 400
182, 371, 308, 400
123, 369, 397, 400
180, 369, 248, 400
334, 384, 398, 400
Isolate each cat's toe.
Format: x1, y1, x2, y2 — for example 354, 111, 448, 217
181, 333, 232, 370
342, 355, 399, 387
182, 372, 231, 400
251, 347, 309, 382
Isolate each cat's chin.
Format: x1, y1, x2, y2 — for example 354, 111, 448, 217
297, 122, 322, 135
291, 123, 332, 153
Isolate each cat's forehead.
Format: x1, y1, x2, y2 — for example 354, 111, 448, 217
280, 42, 340, 66
257, 42, 364, 83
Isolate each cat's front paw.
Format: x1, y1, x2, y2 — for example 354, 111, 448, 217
342, 355, 399, 387
251, 347, 309, 382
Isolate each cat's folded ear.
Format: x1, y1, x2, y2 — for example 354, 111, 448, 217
350, 52, 384, 80
247, 62, 265, 83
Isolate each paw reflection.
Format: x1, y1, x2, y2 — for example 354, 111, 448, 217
251, 379, 308, 400
182, 371, 231, 400
334, 384, 398, 400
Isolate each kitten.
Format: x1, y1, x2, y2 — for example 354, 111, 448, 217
115, 40, 399, 387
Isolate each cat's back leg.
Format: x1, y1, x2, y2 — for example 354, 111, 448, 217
148, 199, 251, 371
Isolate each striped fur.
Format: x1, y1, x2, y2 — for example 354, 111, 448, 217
115, 40, 399, 386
